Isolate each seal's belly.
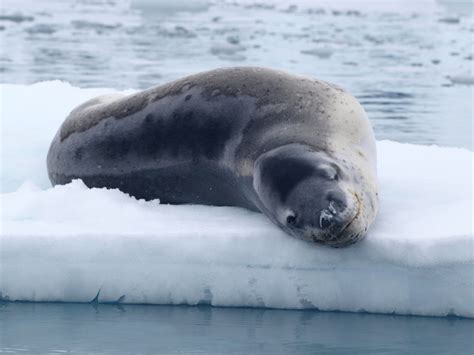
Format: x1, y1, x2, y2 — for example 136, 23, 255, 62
59, 161, 255, 209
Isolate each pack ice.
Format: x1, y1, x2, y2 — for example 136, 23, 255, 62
1, 82, 473, 317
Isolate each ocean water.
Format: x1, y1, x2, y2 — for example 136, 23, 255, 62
1, 302, 473, 354
0, 0, 473, 148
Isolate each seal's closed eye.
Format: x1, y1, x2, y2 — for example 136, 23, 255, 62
317, 164, 339, 181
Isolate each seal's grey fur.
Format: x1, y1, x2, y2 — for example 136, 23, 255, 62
47, 67, 378, 247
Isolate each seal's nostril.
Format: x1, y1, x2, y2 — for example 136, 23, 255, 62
319, 209, 334, 229
286, 214, 297, 226
320, 216, 332, 229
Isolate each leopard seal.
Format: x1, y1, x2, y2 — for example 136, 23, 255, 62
47, 67, 379, 247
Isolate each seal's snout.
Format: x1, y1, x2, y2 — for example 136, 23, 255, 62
318, 204, 347, 235
284, 187, 362, 247
318, 192, 362, 247
318, 203, 337, 229
319, 192, 348, 229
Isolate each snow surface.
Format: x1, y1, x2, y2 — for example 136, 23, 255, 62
1, 82, 473, 317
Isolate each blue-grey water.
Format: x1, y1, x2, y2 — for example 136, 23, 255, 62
0, 0, 473, 148
1, 302, 473, 354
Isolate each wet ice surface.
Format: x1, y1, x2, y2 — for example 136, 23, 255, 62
1, 0, 473, 148
1, 303, 473, 355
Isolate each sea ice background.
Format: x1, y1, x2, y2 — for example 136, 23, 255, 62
0, 0, 473, 354
1, 0, 473, 148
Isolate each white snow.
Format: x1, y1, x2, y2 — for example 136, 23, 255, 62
1, 82, 473, 317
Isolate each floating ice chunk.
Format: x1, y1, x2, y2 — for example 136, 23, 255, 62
210, 42, 247, 61
131, 0, 210, 17
438, 17, 460, 24
447, 73, 474, 86
157, 25, 197, 38
0, 82, 473, 318
300, 47, 333, 59
0, 13, 34, 23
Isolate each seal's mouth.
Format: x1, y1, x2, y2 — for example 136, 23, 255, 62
336, 193, 361, 238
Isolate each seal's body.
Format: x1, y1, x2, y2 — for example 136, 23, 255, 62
47, 67, 378, 247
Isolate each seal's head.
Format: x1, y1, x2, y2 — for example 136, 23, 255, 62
253, 144, 377, 247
